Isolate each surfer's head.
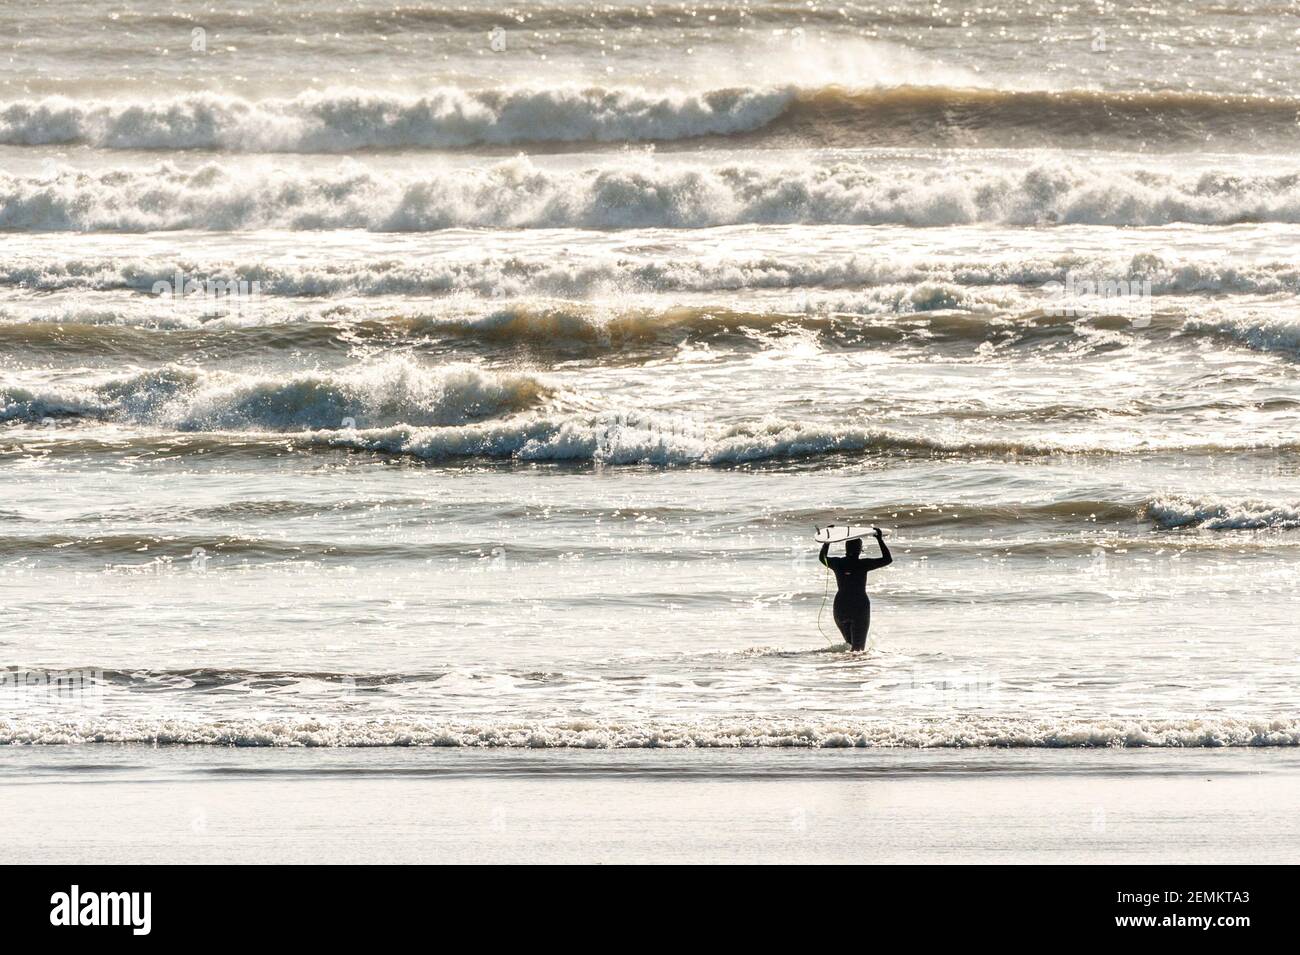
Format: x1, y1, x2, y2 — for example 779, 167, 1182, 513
845, 538, 863, 558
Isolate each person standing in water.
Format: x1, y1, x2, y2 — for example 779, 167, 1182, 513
818, 527, 892, 651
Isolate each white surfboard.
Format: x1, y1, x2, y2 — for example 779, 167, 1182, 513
814, 525, 874, 544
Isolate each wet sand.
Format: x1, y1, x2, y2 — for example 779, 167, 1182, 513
4, 747, 1296, 864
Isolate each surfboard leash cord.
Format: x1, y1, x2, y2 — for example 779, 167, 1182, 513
816, 560, 836, 645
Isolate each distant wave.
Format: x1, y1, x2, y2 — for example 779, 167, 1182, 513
0, 358, 548, 431
4, 715, 1298, 747
97, 5, 932, 35
1, 85, 1296, 153
9, 159, 1300, 231
4, 251, 1300, 301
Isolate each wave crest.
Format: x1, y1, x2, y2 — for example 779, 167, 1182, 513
2, 84, 1296, 153
0, 358, 548, 431
1184, 313, 1300, 358
322, 412, 1059, 465
0, 87, 792, 152
1147, 496, 1300, 531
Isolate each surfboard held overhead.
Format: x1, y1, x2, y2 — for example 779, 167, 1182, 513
813, 525, 874, 544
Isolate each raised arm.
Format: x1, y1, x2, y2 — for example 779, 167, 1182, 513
818, 541, 830, 567
860, 528, 892, 570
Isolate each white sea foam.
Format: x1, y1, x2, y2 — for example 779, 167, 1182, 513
4, 79, 1295, 153
1147, 496, 1300, 531
0, 87, 793, 152
3, 249, 1299, 301
3, 715, 1297, 747
7, 159, 1300, 231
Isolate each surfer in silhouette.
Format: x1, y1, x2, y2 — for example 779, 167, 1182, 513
819, 527, 891, 651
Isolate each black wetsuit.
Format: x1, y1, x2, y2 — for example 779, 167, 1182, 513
819, 537, 892, 651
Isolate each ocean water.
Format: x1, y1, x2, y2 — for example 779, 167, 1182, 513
2, 0, 1299, 750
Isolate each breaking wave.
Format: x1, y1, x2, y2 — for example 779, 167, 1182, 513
0, 358, 548, 431
1147, 496, 1300, 531
317, 413, 1077, 465
5, 250, 1300, 300
1183, 312, 1300, 358
9, 158, 1300, 230
0, 87, 792, 152
306, 414, 1300, 465
2, 84, 1297, 154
